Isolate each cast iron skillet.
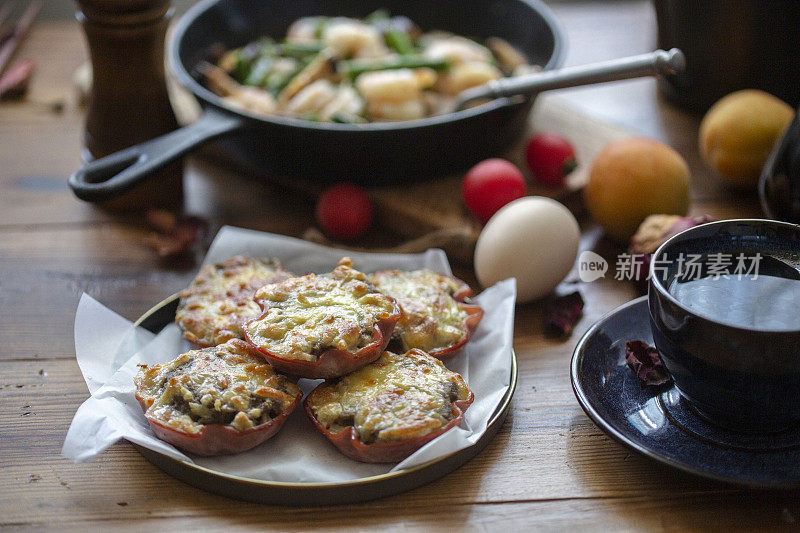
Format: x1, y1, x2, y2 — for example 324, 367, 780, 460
69, 0, 566, 200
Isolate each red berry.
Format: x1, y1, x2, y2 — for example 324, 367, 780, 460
315, 183, 372, 241
462, 158, 527, 223
526, 132, 577, 187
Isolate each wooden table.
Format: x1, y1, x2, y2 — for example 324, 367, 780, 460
1, 1, 795, 530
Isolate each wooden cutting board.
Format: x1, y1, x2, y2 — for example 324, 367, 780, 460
366, 94, 629, 249
370, 94, 629, 234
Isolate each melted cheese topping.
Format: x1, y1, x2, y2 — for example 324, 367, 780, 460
370, 269, 473, 353
135, 339, 301, 434
244, 259, 398, 362
176, 255, 291, 346
308, 350, 471, 444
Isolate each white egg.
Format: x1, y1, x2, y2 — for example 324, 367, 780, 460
474, 197, 580, 303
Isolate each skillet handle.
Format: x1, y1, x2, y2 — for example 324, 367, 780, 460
69, 107, 246, 202
456, 48, 686, 110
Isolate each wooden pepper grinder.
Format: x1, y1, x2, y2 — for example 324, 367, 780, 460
76, 0, 183, 211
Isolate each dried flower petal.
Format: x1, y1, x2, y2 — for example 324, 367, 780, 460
144, 210, 208, 258
625, 340, 671, 388
144, 233, 187, 258
544, 291, 584, 337
145, 209, 178, 234
173, 216, 208, 243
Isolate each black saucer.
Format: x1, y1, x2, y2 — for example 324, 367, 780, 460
571, 296, 800, 488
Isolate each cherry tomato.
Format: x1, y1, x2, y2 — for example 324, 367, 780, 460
526, 132, 577, 187
462, 158, 527, 223
315, 183, 372, 241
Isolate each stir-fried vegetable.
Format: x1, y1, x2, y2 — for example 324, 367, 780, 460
203, 10, 536, 122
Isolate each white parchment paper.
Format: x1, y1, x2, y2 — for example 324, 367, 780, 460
63, 226, 516, 482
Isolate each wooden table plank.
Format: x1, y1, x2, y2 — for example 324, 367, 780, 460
0, 21, 93, 226
6, 358, 791, 530
6, 493, 800, 532
0, 349, 800, 530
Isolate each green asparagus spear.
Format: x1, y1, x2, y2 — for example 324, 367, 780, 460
244, 55, 274, 87
338, 55, 449, 78
265, 65, 302, 95
279, 42, 324, 59
231, 50, 253, 84
229, 37, 276, 83
384, 30, 415, 55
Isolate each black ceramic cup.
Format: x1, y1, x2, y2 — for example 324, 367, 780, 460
648, 219, 800, 432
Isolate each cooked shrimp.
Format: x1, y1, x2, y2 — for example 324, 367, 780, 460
436, 61, 502, 96
285, 79, 338, 115
423, 36, 493, 66
355, 68, 436, 103
323, 18, 388, 58
320, 86, 365, 120
201, 62, 277, 114
272, 57, 300, 76
366, 100, 427, 121
222, 90, 277, 115
513, 63, 542, 77
487, 37, 527, 72
356, 68, 436, 120
286, 17, 324, 44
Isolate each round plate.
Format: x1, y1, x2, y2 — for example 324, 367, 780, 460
133, 294, 517, 505
571, 296, 800, 489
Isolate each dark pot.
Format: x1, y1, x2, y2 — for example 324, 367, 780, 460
654, 0, 800, 113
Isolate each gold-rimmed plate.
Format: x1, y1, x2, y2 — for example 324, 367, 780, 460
133, 293, 517, 505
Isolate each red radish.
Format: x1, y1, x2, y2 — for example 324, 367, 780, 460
462, 158, 526, 223
526, 132, 577, 187
316, 183, 373, 241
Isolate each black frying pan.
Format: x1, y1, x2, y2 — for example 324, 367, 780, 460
69, 0, 681, 202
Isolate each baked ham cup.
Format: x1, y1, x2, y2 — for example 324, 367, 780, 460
432, 303, 483, 359
175, 255, 293, 348
304, 349, 474, 463
446, 275, 474, 302
134, 339, 302, 456
370, 269, 484, 359
243, 258, 402, 379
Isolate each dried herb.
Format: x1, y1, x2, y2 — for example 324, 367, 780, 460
144, 209, 208, 258
544, 291, 584, 337
625, 340, 671, 387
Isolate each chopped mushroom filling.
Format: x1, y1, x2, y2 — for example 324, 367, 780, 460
309, 350, 471, 444
136, 340, 300, 433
